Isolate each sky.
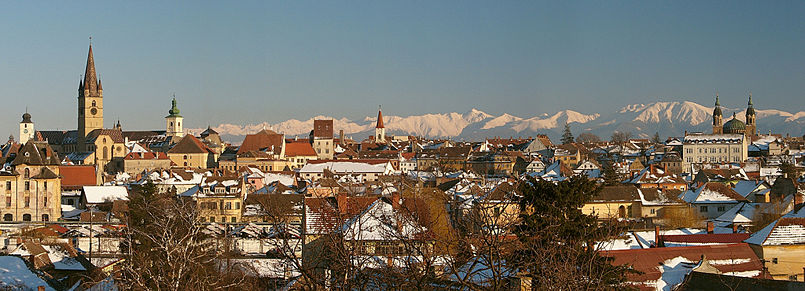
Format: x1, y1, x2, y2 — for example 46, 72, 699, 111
1, 1, 805, 136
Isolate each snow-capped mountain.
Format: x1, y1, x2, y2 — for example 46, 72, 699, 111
190, 101, 805, 143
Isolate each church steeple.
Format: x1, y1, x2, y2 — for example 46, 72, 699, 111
374, 105, 386, 143
83, 44, 99, 97
745, 92, 757, 136
712, 93, 723, 134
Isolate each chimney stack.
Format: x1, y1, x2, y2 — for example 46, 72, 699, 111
732, 224, 738, 233
339, 129, 344, 145
654, 225, 661, 248
707, 221, 714, 234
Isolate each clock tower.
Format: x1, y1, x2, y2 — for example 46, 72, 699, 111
78, 44, 104, 151
19, 112, 34, 144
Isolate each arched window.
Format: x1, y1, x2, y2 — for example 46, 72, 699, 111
171, 122, 174, 127
3, 214, 12, 221
92, 100, 96, 107
24, 168, 30, 179
22, 214, 31, 221
42, 214, 49, 222
183, 162, 188, 167
103, 146, 109, 160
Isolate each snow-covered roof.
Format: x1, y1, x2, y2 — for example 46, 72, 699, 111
0, 256, 55, 290
679, 183, 746, 204
745, 206, 805, 246
299, 161, 391, 174
82, 186, 128, 204
715, 202, 758, 224
683, 134, 744, 143
340, 199, 426, 241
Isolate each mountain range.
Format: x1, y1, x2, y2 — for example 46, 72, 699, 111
190, 101, 805, 144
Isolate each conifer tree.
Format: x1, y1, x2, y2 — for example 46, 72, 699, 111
561, 123, 574, 144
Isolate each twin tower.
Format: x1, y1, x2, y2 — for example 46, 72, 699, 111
712, 93, 757, 137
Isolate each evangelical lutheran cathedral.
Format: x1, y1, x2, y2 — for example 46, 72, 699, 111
711, 93, 758, 137
20, 44, 222, 176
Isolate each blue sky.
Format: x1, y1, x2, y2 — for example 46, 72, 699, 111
1, 1, 804, 135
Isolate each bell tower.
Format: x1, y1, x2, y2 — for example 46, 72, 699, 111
166, 97, 184, 138
712, 94, 723, 134
745, 92, 757, 137
78, 42, 104, 151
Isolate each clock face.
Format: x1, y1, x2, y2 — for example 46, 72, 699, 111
23, 129, 28, 133
91, 108, 98, 115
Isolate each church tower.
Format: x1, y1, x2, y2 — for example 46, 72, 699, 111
374, 106, 386, 143
745, 93, 757, 137
712, 94, 723, 134
78, 43, 104, 151
19, 112, 34, 144
166, 97, 184, 138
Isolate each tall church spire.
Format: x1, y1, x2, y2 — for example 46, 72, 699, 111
375, 105, 385, 129
712, 93, 723, 134
83, 44, 99, 96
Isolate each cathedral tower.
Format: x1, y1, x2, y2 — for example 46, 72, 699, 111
712, 94, 723, 134
745, 93, 757, 137
78, 44, 104, 151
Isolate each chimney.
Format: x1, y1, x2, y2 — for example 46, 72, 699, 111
654, 225, 661, 248
339, 130, 344, 145
706, 221, 714, 234
336, 192, 348, 215
38, 287, 45, 291
732, 224, 738, 233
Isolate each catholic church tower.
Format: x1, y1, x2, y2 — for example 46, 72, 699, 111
374, 106, 386, 143
78, 43, 104, 151
745, 93, 757, 137
712, 94, 723, 134
166, 97, 184, 138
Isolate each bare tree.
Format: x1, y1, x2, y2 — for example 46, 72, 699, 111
117, 183, 254, 290
577, 132, 601, 144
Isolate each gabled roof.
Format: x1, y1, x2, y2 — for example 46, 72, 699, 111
168, 135, 213, 154
31, 167, 59, 179
11, 141, 60, 166
238, 129, 284, 155
746, 205, 805, 246
86, 128, 125, 143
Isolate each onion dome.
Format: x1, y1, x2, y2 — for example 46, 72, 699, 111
21, 112, 32, 123
167, 97, 181, 117
746, 94, 755, 116
713, 95, 722, 117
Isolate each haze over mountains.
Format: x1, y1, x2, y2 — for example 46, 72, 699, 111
193, 101, 805, 144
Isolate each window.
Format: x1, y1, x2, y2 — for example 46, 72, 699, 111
22, 214, 31, 221
5, 181, 10, 190
199, 217, 206, 223
24, 197, 30, 208
24, 169, 30, 179
650, 209, 656, 214
43, 197, 47, 207
5, 197, 10, 207
183, 155, 188, 160
235, 202, 240, 209
24, 182, 30, 191
210, 216, 215, 223
225, 202, 232, 210
68, 198, 74, 205
231, 217, 236, 223
718, 206, 725, 212
2, 214, 11, 221
43, 182, 47, 191
42, 214, 49, 222
700, 206, 708, 213
92, 100, 96, 107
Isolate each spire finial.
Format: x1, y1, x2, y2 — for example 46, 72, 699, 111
748, 91, 753, 106
89, 36, 92, 45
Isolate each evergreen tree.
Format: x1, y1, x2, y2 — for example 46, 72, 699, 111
561, 123, 574, 144
602, 159, 621, 185
512, 176, 633, 288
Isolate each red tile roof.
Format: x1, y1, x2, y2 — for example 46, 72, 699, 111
168, 135, 213, 154
285, 142, 317, 157
313, 120, 334, 139
58, 165, 96, 188
238, 129, 284, 155
603, 243, 765, 289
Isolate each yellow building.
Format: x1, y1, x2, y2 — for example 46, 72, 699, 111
581, 185, 642, 219
168, 135, 216, 169
182, 175, 246, 224
0, 141, 62, 222
746, 214, 805, 281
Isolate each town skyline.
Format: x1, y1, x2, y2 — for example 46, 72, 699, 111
3, 1, 805, 137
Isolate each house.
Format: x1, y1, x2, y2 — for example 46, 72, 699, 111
242, 193, 303, 224
123, 151, 172, 174
523, 134, 553, 156
658, 152, 684, 174
628, 164, 688, 191
680, 182, 749, 219
682, 133, 748, 170
81, 186, 128, 209
603, 243, 766, 290
553, 144, 584, 168
637, 188, 685, 218
284, 141, 318, 170
581, 185, 642, 219
525, 159, 546, 173
180, 175, 246, 224
310, 120, 334, 160
0, 140, 62, 222
574, 159, 601, 179
167, 134, 217, 169
237, 129, 285, 158
745, 206, 805, 281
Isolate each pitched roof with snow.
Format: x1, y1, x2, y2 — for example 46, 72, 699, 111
745, 206, 805, 246
680, 182, 748, 204
82, 186, 129, 204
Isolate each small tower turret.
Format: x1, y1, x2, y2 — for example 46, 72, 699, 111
745, 92, 757, 137
374, 105, 386, 143
712, 93, 723, 134
19, 111, 34, 144
166, 96, 184, 138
